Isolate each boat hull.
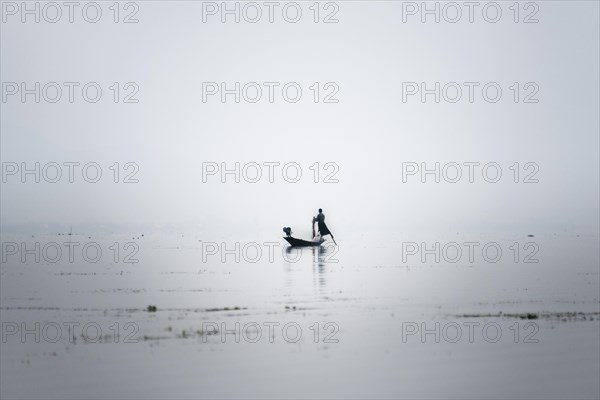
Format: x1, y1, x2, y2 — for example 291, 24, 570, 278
283, 236, 324, 247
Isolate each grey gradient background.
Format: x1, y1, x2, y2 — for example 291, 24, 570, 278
1, 1, 599, 399
2, 1, 598, 235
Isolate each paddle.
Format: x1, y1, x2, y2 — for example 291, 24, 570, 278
329, 231, 338, 246
324, 222, 338, 245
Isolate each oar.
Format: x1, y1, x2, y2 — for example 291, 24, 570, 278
329, 230, 338, 246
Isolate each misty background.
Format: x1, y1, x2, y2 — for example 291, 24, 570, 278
2, 2, 600, 399
1, 1, 598, 238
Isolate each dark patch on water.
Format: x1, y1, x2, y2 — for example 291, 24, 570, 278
454, 311, 600, 321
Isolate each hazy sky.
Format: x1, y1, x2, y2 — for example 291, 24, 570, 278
1, 1, 598, 235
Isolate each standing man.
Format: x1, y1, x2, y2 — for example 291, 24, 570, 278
313, 208, 331, 238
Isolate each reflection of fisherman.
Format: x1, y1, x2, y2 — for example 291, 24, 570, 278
312, 208, 331, 237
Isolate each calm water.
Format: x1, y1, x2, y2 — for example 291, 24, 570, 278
1, 230, 599, 398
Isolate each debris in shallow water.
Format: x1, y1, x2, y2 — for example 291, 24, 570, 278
147, 305, 157, 312
525, 313, 538, 319
206, 306, 246, 312
456, 311, 597, 321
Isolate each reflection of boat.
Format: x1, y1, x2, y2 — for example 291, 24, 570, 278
283, 236, 324, 247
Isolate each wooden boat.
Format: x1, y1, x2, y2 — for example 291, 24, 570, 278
283, 236, 324, 247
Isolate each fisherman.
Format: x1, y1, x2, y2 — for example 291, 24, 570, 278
312, 208, 331, 238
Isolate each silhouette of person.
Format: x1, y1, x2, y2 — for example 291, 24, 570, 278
313, 208, 331, 237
